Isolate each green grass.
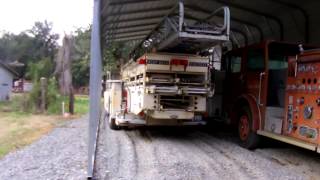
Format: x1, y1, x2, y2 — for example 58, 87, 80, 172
74, 95, 89, 115
47, 95, 89, 115
0, 94, 89, 158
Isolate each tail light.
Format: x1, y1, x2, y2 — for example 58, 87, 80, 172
138, 111, 145, 117
138, 58, 147, 64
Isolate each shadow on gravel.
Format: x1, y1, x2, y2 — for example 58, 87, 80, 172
120, 121, 320, 159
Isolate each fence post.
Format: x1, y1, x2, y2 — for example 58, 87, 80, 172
40, 77, 47, 113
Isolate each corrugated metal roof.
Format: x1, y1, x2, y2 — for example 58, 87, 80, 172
101, 0, 320, 48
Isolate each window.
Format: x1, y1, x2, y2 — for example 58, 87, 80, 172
268, 55, 288, 70
247, 49, 265, 71
230, 56, 242, 73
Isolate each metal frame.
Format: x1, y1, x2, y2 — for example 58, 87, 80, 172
101, 0, 314, 47
186, 4, 264, 42
109, 0, 162, 6
106, 27, 154, 35
107, 32, 150, 40
105, 6, 172, 17
105, 22, 157, 31
88, 0, 102, 178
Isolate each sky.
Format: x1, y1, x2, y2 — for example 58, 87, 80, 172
0, 0, 93, 39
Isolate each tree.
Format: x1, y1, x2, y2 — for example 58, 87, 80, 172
0, 21, 59, 78
28, 21, 59, 61
71, 27, 91, 88
55, 35, 75, 114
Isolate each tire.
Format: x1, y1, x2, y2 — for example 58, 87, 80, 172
103, 111, 109, 130
238, 106, 260, 150
109, 116, 120, 130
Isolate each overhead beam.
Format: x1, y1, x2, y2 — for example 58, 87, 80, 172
104, 6, 172, 17
107, 32, 149, 40
106, 27, 153, 35
129, 3, 180, 56
107, 36, 146, 42
107, 30, 151, 38
109, 0, 163, 6
105, 15, 164, 25
103, 22, 158, 36
263, 0, 309, 43
231, 29, 248, 46
213, 0, 284, 40
104, 22, 157, 31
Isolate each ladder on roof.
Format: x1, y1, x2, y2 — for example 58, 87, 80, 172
130, 1, 230, 59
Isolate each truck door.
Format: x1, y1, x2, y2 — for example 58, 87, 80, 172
244, 47, 267, 114
223, 51, 244, 113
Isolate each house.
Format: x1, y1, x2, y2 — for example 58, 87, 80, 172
0, 62, 18, 101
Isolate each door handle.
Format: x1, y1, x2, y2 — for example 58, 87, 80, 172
258, 72, 266, 106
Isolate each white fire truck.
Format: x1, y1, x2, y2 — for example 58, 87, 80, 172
104, 3, 230, 129
105, 53, 213, 129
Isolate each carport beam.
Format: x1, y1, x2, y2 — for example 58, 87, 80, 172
214, 0, 284, 41
88, 0, 102, 178
264, 0, 309, 43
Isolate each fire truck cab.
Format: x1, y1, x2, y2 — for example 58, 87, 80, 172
219, 41, 320, 152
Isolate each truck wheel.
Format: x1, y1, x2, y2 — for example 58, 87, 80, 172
103, 112, 109, 130
238, 107, 260, 149
109, 117, 120, 130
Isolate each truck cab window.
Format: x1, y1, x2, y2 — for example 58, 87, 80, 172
268, 55, 288, 70
247, 49, 265, 71
267, 54, 288, 107
230, 56, 242, 73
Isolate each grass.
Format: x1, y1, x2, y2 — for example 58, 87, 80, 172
0, 94, 89, 158
47, 95, 89, 116
74, 95, 89, 115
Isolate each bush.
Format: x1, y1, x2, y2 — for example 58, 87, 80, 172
28, 77, 63, 114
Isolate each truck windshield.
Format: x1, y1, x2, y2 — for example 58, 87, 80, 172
247, 49, 265, 71
269, 55, 288, 70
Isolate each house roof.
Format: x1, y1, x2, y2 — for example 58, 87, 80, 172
0, 61, 19, 77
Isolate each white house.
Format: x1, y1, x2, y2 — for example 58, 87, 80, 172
0, 62, 18, 101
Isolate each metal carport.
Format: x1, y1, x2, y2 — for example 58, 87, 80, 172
88, 0, 320, 178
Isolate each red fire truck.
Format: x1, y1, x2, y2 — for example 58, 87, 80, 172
217, 40, 320, 152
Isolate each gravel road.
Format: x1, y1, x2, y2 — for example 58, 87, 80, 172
0, 117, 88, 180
1, 115, 319, 180
95, 120, 320, 180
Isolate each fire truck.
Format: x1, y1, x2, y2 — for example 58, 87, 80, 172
104, 3, 230, 129
105, 53, 213, 129
215, 40, 320, 152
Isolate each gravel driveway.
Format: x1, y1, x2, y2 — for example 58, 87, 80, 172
0, 116, 88, 180
1, 115, 319, 180
95, 122, 320, 180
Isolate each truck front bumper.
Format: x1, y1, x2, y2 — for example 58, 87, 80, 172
114, 113, 206, 126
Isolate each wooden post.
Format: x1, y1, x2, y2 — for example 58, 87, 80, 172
40, 77, 47, 113
69, 87, 74, 114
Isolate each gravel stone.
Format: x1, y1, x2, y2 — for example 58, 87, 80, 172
95, 120, 320, 180
1, 114, 319, 180
0, 116, 88, 180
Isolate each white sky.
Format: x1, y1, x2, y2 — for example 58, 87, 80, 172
0, 0, 93, 38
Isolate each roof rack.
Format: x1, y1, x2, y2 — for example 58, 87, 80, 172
130, 1, 230, 59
